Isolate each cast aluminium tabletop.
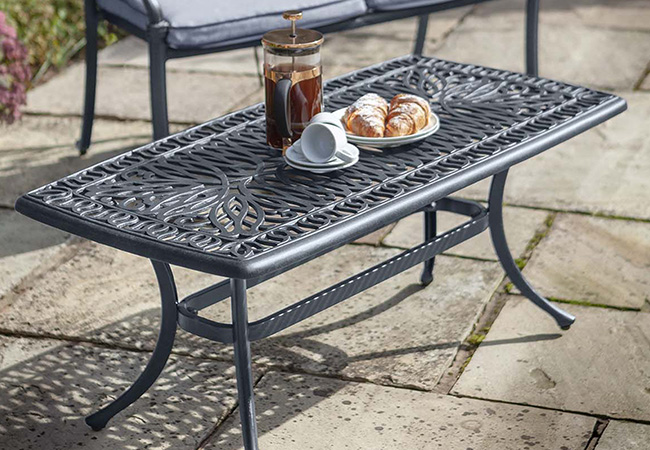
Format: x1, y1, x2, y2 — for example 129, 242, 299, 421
15, 55, 626, 279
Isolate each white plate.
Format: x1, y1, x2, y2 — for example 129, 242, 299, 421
285, 158, 358, 174
332, 107, 440, 148
286, 141, 358, 167
285, 141, 359, 173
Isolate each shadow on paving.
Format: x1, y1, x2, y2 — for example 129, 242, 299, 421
80, 284, 446, 370
0, 121, 166, 305
0, 275, 564, 449
0, 134, 153, 264
0, 338, 239, 449
0, 127, 153, 211
96, 281, 563, 369
1, 139, 144, 189
0, 304, 365, 448
0, 210, 69, 260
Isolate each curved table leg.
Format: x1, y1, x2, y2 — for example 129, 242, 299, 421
489, 170, 575, 330
86, 260, 178, 430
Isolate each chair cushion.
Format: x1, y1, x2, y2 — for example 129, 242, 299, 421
97, 0, 368, 49
366, 0, 455, 11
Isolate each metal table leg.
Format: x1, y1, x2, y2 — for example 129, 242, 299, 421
85, 260, 178, 430
231, 278, 260, 450
488, 170, 575, 329
420, 203, 437, 285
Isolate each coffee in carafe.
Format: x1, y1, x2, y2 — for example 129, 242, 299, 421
262, 11, 324, 149
264, 63, 322, 149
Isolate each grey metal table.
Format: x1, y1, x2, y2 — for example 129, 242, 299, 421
16, 55, 626, 449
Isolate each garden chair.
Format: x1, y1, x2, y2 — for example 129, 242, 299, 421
77, 0, 540, 154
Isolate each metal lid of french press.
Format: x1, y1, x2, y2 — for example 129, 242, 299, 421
262, 11, 324, 53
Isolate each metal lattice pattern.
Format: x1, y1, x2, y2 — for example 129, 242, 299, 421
27, 56, 614, 260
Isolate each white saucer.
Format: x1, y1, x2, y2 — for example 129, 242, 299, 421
285, 140, 359, 173
332, 107, 440, 148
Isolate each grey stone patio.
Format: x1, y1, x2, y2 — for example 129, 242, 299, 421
1, 0, 649, 448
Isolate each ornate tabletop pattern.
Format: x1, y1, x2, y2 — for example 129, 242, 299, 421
24, 56, 618, 262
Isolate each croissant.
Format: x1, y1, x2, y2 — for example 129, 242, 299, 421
385, 94, 431, 137
343, 93, 389, 137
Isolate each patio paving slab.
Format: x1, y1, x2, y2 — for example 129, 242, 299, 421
452, 297, 650, 421
25, 64, 260, 124
459, 91, 650, 220
99, 37, 262, 77
462, 0, 650, 31
323, 34, 421, 72
436, 0, 650, 90
346, 6, 473, 41
0, 335, 240, 450
641, 74, 650, 90
0, 116, 161, 207
0, 210, 70, 300
205, 371, 596, 450
596, 420, 650, 450
523, 213, 650, 309
0, 243, 502, 391
557, 0, 650, 32
321, 8, 470, 70
383, 206, 548, 261
0, 241, 217, 343
237, 248, 503, 390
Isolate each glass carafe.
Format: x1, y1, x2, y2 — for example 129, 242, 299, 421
262, 11, 324, 149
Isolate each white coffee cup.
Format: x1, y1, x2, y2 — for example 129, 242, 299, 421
301, 122, 354, 163
309, 112, 345, 130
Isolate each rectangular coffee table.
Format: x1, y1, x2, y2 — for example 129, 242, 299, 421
16, 55, 626, 449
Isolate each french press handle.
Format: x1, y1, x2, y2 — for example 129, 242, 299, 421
273, 78, 293, 138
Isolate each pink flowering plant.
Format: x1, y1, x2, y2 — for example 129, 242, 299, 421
0, 10, 30, 124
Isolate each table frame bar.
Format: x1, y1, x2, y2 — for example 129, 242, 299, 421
177, 197, 487, 344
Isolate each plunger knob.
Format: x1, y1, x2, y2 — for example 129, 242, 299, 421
283, 10, 303, 37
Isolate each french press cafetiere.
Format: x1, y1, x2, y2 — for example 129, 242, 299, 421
262, 11, 324, 149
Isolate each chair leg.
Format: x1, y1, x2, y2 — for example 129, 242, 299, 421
231, 278, 259, 450
253, 46, 264, 87
488, 170, 575, 329
420, 206, 437, 285
147, 25, 170, 140
85, 260, 178, 430
525, 0, 540, 76
76, 0, 99, 155
413, 14, 429, 56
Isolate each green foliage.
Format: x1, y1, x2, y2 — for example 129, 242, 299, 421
1, 0, 124, 84
0, 11, 31, 123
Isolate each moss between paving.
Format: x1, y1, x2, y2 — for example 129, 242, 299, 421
523, 213, 650, 309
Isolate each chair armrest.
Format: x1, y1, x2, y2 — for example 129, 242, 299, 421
142, 0, 164, 24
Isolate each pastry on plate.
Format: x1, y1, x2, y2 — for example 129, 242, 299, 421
385, 94, 432, 137
343, 93, 389, 137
